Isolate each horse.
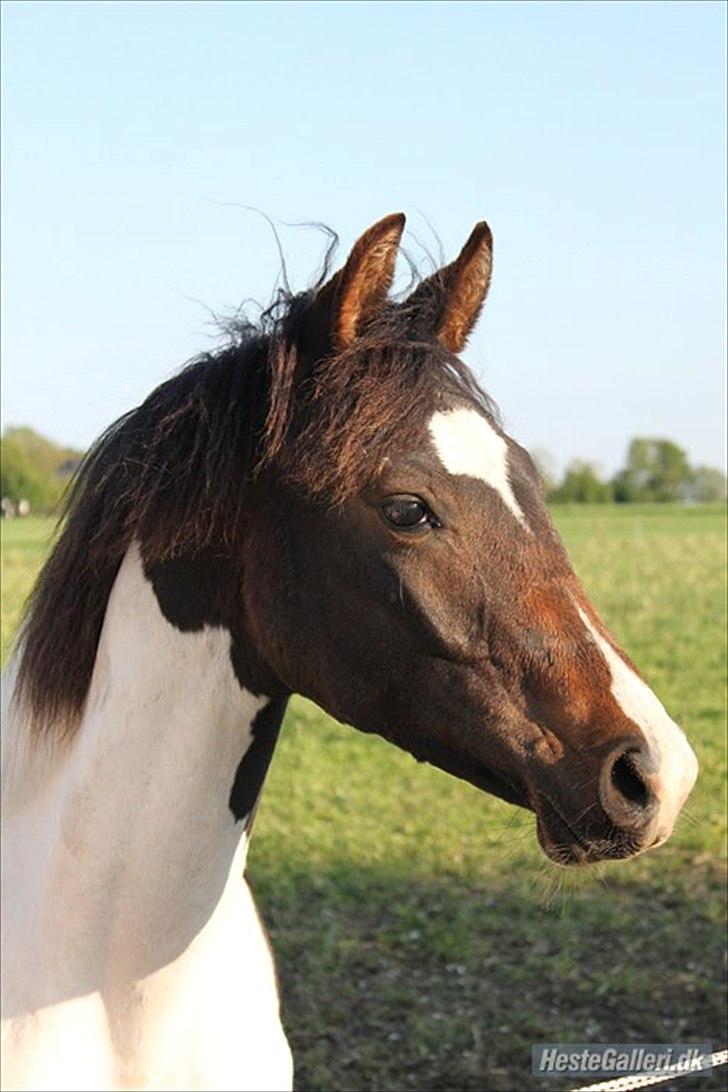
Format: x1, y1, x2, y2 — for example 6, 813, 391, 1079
0, 214, 698, 1091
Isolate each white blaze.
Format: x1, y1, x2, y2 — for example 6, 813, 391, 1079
428, 408, 527, 526
578, 607, 698, 836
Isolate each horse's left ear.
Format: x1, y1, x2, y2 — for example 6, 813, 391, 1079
311, 213, 406, 350
404, 221, 493, 353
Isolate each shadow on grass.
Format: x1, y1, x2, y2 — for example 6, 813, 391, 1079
250, 859, 726, 1092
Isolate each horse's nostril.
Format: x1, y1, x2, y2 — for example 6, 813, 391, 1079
610, 751, 650, 809
600, 743, 658, 831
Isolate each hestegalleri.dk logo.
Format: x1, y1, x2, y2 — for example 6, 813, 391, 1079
531, 1043, 714, 1079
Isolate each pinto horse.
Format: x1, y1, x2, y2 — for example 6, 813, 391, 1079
1, 215, 697, 1091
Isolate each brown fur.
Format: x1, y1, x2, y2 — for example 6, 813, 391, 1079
12, 215, 676, 865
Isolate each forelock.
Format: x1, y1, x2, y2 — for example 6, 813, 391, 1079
261, 310, 499, 503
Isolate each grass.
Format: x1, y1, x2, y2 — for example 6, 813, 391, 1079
1, 506, 726, 1091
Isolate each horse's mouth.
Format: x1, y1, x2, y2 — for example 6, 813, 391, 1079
534, 794, 643, 867
410, 738, 647, 866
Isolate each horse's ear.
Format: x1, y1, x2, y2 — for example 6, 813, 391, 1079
405, 221, 493, 353
312, 213, 405, 349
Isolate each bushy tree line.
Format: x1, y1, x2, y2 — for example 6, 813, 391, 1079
537, 438, 727, 505
1, 427, 725, 513
1, 427, 83, 513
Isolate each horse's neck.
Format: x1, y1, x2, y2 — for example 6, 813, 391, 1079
2, 543, 279, 992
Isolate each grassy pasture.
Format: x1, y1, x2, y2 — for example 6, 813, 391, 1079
1, 506, 726, 1091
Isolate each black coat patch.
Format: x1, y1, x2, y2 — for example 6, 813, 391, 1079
229, 697, 288, 827
144, 554, 284, 698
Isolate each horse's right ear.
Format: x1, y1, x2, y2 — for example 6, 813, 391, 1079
306, 213, 406, 351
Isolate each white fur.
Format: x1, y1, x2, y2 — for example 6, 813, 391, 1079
428, 408, 527, 526
578, 607, 698, 840
1, 546, 293, 1091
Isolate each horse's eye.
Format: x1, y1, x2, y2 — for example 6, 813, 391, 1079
381, 495, 439, 530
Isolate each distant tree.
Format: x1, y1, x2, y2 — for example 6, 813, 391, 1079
530, 447, 558, 497
2, 426, 83, 478
612, 438, 692, 503
1, 426, 82, 512
685, 465, 728, 504
0, 436, 58, 509
551, 460, 613, 503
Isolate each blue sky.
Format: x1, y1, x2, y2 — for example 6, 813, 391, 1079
2, 0, 725, 474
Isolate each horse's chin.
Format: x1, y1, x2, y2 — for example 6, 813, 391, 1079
535, 813, 593, 867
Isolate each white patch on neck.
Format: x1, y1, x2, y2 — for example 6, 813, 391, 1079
1, 544, 292, 1091
577, 606, 698, 829
428, 408, 527, 526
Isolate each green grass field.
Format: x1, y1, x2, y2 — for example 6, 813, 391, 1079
2, 507, 726, 1091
